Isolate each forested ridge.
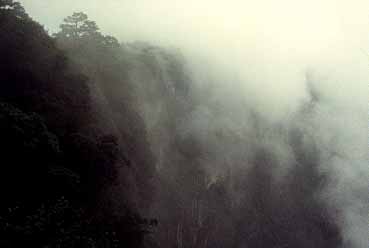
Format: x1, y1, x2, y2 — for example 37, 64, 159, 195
0, 1, 349, 248
0, 1, 157, 247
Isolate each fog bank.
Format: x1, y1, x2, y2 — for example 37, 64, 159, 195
20, 1, 369, 247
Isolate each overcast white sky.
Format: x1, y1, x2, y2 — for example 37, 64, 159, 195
18, 0, 369, 121
19, 0, 369, 49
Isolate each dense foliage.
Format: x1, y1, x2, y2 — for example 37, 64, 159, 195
0, 1, 151, 247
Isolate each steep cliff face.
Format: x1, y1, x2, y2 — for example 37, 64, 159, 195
53, 41, 156, 215
90, 42, 332, 247
42, 28, 344, 247
112, 44, 343, 248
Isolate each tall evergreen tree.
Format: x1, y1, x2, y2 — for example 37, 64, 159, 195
56, 12, 100, 39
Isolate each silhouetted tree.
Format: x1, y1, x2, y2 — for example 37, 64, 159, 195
57, 12, 89, 38
55, 12, 122, 50
55, 12, 102, 43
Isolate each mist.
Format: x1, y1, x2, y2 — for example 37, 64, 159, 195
20, 0, 368, 117
14, 0, 369, 247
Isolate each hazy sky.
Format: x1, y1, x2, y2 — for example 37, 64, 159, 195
19, 0, 368, 118
19, 0, 369, 101
17, 0, 368, 138
19, 0, 369, 49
